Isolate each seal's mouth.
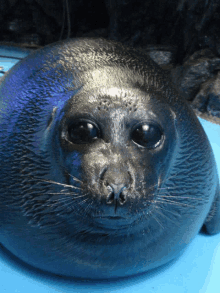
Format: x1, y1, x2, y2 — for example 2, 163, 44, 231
93, 215, 136, 229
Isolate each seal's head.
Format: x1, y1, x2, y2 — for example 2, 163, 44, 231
0, 38, 219, 279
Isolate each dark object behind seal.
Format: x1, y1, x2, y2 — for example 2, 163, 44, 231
0, 38, 219, 279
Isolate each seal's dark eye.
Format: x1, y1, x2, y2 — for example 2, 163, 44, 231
68, 121, 100, 144
131, 123, 163, 148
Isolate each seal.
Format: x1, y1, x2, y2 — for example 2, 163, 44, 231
0, 38, 219, 279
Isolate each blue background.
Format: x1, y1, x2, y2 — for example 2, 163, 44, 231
0, 46, 220, 293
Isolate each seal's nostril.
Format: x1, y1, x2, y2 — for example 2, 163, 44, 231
106, 185, 113, 204
106, 184, 128, 206
119, 192, 127, 205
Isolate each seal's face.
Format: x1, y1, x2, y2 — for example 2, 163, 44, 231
47, 85, 177, 234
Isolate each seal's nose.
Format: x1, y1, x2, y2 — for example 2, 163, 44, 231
101, 166, 131, 210
106, 183, 127, 205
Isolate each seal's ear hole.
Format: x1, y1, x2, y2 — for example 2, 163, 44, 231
47, 107, 58, 128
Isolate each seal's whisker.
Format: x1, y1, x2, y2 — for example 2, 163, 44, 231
158, 186, 177, 190
46, 192, 87, 198
151, 212, 164, 229
154, 205, 180, 225
49, 196, 79, 204
46, 192, 78, 195
84, 199, 95, 214
72, 198, 90, 214
156, 198, 195, 208
158, 194, 206, 201
72, 193, 89, 200
67, 172, 83, 184
154, 205, 181, 217
78, 198, 89, 205
37, 179, 82, 190
158, 188, 210, 203
50, 194, 89, 204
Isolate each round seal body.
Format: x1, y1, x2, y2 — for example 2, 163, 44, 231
0, 38, 219, 279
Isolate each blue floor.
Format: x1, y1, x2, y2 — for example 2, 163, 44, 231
0, 46, 220, 293
0, 45, 32, 76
